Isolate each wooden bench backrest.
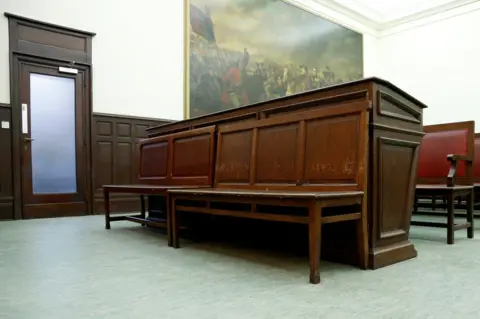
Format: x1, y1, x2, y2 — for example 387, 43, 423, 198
138, 126, 216, 186
214, 101, 370, 192
417, 121, 474, 185
475, 133, 480, 183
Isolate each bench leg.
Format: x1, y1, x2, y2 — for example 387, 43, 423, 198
140, 195, 146, 227
172, 198, 180, 249
104, 189, 111, 230
431, 195, 436, 211
447, 193, 454, 245
467, 191, 474, 239
308, 201, 321, 284
166, 194, 173, 247
356, 203, 368, 270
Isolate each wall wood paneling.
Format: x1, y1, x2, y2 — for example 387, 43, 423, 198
92, 113, 173, 213
0, 104, 13, 220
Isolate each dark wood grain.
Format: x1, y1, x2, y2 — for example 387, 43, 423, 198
92, 114, 172, 213
167, 100, 370, 284
0, 104, 13, 220
138, 126, 217, 186
145, 77, 426, 269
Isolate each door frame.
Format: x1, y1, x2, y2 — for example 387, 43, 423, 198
16, 58, 93, 218
6, 13, 95, 219
10, 54, 93, 219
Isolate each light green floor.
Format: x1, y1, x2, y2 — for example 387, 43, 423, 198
0, 215, 479, 319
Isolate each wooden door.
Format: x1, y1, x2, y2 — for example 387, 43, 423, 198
19, 63, 89, 218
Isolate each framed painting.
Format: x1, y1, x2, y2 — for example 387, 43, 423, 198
184, 0, 363, 119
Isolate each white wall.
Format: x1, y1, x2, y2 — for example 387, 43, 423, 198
0, 0, 377, 120
378, 2, 480, 129
0, 0, 185, 120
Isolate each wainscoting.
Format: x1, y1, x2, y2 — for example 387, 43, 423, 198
0, 104, 13, 220
92, 113, 172, 214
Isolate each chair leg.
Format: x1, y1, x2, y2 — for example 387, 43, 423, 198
414, 195, 418, 213
467, 191, 474, 239
308, 201, 322, 284
447, 193, 454, 245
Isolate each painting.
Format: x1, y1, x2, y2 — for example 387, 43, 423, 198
185, 0, 363, 119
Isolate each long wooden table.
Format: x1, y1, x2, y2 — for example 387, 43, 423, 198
145, 77, 428, 269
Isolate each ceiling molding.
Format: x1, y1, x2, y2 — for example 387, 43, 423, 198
380, 0, 480, 36
284, 0, 380, 36
380, 0, 479, 30
288, 0, 479, 38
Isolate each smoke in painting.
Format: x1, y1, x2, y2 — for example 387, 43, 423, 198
187, 0, 363, 118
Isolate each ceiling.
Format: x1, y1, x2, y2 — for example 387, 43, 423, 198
308, 0, 478, 31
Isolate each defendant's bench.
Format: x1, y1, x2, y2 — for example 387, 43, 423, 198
169, 100, 370, 283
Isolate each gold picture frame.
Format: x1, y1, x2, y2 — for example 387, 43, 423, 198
183, 0, 363, 120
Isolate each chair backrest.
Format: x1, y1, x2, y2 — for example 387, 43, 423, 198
417, 121, 474, 185
475, 133, 480, 183
138, 125, 216, 186
214, 100, 371, 192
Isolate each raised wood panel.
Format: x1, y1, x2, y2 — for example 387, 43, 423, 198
172, 135, 211, 177
138, 126, 216, 186
377, 91, 421, 124
215, 101, 369, 191
6, 13, 94, 64
304, 115, 360, 184
92, 113, 173, 213
373, 134, 420, 247
0, 105, 13, 220
215, 131, 252, 184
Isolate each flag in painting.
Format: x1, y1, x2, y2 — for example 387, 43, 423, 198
190, 4, 216, 43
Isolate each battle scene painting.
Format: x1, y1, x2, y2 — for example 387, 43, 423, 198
186, 0, 363, 118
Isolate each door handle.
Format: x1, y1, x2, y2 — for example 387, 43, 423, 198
24, 137, 35, 142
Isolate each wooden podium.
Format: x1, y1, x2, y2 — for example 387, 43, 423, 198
144, 77, 427, 269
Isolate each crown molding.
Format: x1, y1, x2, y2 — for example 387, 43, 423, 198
287, 0, 479, 38
380, 0, 479, 30
284, 0, 380, 36
380, 0, 480, 36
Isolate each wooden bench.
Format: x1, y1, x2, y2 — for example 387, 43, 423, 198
412, 121, 475, 244
169, 100, 370, 284
146, 77, 427, 270
103, 126, 217, 243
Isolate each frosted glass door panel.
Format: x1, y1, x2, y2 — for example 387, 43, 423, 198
30, 73, 77, 194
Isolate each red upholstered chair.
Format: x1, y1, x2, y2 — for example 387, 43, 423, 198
474, 133, 480, 204
413, 121, 475, 244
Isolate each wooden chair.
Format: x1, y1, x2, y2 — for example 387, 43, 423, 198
412, 121, 475, 244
